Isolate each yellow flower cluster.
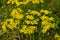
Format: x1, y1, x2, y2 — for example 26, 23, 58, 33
41, 15, 55, 33
25, 19, 38, 25
1, 7, 56, 35
42, 22, 55, 33
40, 9, 50, 15
32, 0, 44, 4
1, 22, 7, 32
30, 10, 41, 17
1, 8, 24, 32
7, 0, 44, 6
20, 25, 37, 34
7, 0, 22, 6
11, 8, 24, 19
26, 15, 34, 20
24, 11, 40, 25
54, 33, 60, 40
0, 0, 57, 36
1, 18, 20, 32
26, 10, 41, 17
18, 10, 40, 34
41, 15, 54, 21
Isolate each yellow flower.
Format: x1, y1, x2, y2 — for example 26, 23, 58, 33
22, 25, 27, 29
7, 0, 31, 6
7, 20, 20, 29
2, 18, 20, 30
15, 14, 20, 19
15, 20, 20, 25
40, 0, 44, 3
19, 14, 24, 19
7, 23, 16, 29
20, 29, 26, 33
11, 8, 24, 19
2, 24, 7, 32
24, 30, 28, 34
36, 12, 41, 17
42, 25, 50, 33
50, 23, 55, 28
40, 15, 49, 21
7, 24, 13, 29
20, 25, 27, 34
27, 26, 37, 34
44, 10, 50, 15
23, 0, 31, 5
25, 20, 31, 24
30, 11, 41, 16
29, 26, 37, 30
16, 2, 21, 6
5, 19, 15, 29
32, 0, 40, 4
30, 11, 37, 15
6, 18, 14, 23
1, 21, 7, 25
1, 6, 5, 9
42, 21, 49, 26
55, 33, 60, 38
40, 9, 44, 13
19, 25, 37, 34
11, 9, 17, 17
7, 0, 15, 4
11, 1, 15, 4
26, 15, 34, 20
49, 17, 54, 21
41, 20, 55, 33
17, 8, 23, 13
28, 30, 33, 34
31, 0, 44, 4
41, 15, 54, 22
31, 20, 38, 25
7, 1, 11, 4
40, 9, 50, 15
54, 33, 60, 40
7, 0, 22, 6
28, 10, 31, 12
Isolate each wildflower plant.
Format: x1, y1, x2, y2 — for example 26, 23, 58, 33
0, 0, 60, 40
